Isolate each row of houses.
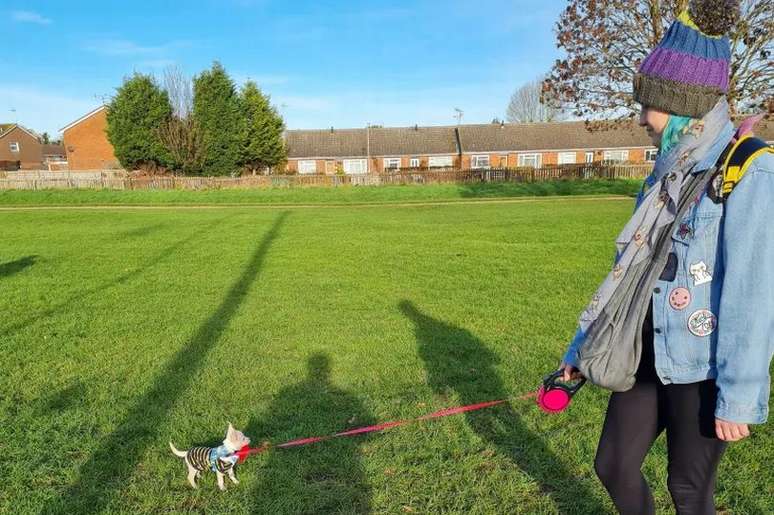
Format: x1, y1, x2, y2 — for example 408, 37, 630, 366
7, 105, 773, 174
285, 122, 664, 175
0, 124, 66, 170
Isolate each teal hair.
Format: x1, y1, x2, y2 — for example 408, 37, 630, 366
660, 115, 696, 155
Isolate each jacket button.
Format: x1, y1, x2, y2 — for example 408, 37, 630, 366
654, 287, 662, 294
654, 328, 663, 334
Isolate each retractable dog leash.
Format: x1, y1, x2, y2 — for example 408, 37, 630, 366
535, 370, 587, 414
234, 369, 587, 463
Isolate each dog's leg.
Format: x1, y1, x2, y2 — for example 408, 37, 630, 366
216, 471, 226, 491
186, 464, 199, 489
227, 468, 239, 485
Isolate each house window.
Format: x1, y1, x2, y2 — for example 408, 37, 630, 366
343, 159, 368, 174
428, 156, 454, 168
585, 151, 595, 163
298, 160, 317, 175
384, 158, 401, 171
471, 155, 491, 170
410, 157, 420, 168
603, 150, 629, 163
499, 155, 509, 168
645, 149, 659, 162
9, 142, 20, 153
558, 152, 576, 165
518, 153, 542, 168
325, 160, 336, 174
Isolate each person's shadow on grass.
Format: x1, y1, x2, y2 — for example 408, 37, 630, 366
400, 300, 606, 513
245, 353, 374, 515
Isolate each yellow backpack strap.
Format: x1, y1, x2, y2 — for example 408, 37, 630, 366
721, 135, 774, 197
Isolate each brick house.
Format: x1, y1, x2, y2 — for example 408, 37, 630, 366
284, 120, 662, 174
285, 126, 463, 175
368, 125, 461, 172
285, 128, 368, 175
0, 124, 46, 169
457, 120, 657, 169
285, 118, 774, 174
61, 106, 120, 170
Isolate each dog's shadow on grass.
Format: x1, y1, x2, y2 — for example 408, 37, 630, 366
42, 213, 288, 515
244, 353, 374, 515
42, 382, 86, 413
400, 300, 606, 513
119, 223, 166, 239
0, 255, 38, 279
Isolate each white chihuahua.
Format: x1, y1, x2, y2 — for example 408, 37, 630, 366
170, 423, 251, 491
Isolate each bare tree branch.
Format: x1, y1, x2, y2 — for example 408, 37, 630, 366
507, 78, 565, 123
544, 0, 774, 121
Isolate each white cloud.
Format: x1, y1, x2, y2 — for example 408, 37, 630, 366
137, 59, 178, 69
82, 38, 190, 57
11, 10, 52, 25
83, 39, 165, 57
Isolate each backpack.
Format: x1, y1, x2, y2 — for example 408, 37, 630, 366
717, 135, 773, 199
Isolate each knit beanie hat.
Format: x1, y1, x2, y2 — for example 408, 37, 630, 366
633, 0, 740, 119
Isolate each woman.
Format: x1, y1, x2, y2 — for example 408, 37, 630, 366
560, 2, 774, 514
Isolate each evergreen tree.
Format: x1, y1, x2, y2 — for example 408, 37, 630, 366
192, 62, 244, 176
240, 81, 287, 174
106, 73, 172, 171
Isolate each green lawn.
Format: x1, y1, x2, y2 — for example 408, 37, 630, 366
0, 178, 641, 206
1, 194, 771, 514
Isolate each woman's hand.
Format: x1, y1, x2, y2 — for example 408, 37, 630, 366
559, 362, 584, 382
715, 418, 750, 442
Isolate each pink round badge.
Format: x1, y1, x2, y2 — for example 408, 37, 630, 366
669, 288, 692, 311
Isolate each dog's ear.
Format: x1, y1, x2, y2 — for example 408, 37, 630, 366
226, 422, 236, 440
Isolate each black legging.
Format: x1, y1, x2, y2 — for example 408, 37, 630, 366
594, 306, 728, 515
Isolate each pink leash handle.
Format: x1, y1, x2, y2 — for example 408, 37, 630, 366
536, 370, 586, 414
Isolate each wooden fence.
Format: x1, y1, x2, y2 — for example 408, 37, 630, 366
0, 164, 652, 191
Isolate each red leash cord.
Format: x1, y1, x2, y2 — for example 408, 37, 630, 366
235, 391, 540, 463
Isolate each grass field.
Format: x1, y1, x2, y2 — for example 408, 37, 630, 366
1, 188, 772, 514
0, 178, 641, 206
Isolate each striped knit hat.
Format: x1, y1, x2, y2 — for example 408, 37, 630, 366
633, 0, 740, 118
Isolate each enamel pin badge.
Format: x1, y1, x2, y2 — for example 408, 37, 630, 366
689, 261, 713, 286
688, 310, 717, 337
669, 288, 691, 311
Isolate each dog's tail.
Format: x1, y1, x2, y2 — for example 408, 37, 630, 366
169, 442, 187, 458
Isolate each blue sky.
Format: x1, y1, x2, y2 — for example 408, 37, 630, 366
3, 0, 566, 136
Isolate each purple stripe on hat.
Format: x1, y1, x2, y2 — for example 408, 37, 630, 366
639, 47, 729, 91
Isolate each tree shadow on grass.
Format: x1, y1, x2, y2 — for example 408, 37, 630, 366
244, 353, 374, 515
0, 255, 38, 278
42, 212, 288, 515
400, 300, 606, 513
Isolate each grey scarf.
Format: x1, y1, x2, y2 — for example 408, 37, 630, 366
574, 100, 733, 392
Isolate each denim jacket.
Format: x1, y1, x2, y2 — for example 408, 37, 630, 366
564, 128, 774, 424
